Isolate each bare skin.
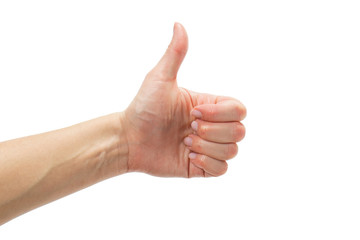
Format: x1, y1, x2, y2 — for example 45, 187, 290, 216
0, 23, 246, 225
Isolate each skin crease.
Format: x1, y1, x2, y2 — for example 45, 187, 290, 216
0, 22, 246, 224
121, 23, 246, 178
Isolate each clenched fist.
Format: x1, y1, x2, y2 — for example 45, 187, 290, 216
121, 23, 246, 177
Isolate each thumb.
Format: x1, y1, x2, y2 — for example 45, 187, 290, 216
151, 22, 188, 81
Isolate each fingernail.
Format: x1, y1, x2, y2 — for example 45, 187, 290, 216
191, 110, 202, 118
184, 136, 193, 147
191, 121, 198, 131
189, 152, 197, 159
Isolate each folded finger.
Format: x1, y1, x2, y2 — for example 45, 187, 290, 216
191, 100, 246, 122
184, 134, 238, 160
191, 120, 245, 143
188, 152, 228, 177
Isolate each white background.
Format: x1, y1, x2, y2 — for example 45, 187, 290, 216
0, 0, 359, 239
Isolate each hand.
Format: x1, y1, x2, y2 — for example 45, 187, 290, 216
121, 23, 246, 178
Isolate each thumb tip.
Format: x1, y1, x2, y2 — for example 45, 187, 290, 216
170, 22, 188, 55
149, 22, 188, 81
173, 22, 182, 32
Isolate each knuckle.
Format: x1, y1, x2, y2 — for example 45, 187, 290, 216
233, 122, 246, 142
214, 161, 228, 177
198, 124, 208, 138
234, 103, 246, 121
193, 137, 203, 152
145, 70, 155, 79
156, 72, 168, 82
219, 162, 228, 176
146, 70, 167, 82
242, 105, 247, 120
194, 154, 206, 169
208, 104, 216, 118
226, 143, 238, 159
199, 154, 207, 165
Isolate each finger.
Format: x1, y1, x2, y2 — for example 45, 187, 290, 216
191, 100, 246, 122
204, 172, 214, 177
188, 161, 205, 178
184, 134, 238, 161
150, 22, 188, 81
191, 120, 245, 143
189, 152, 228, 177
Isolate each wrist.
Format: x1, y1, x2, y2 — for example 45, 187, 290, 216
89, 112, 129, 178
110, 112, 129, 175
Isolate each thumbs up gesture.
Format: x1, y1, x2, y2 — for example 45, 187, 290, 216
121, 23, 246, 178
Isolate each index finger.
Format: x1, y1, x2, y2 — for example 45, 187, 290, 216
191, 99, 247, 122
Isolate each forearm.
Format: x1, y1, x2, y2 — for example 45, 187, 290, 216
0, 112, 128, 225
